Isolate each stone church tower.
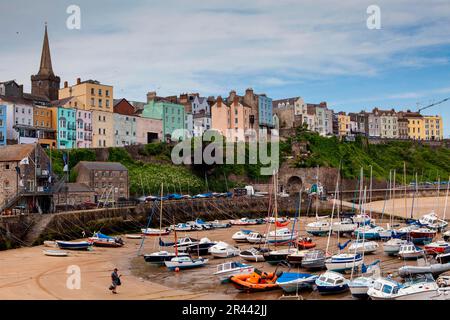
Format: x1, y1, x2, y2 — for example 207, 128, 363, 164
31, 24, 60, 101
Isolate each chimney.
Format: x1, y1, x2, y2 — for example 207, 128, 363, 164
64, 81, 68, 88
147, 91, 157, 103
76, 78, 81, 85
217, 96, 223, 107
245, 88, 254, 97
320, 101, 327, 107
233, 95, 239, 105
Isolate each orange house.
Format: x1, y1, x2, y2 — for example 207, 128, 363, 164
211, 96, 251, 142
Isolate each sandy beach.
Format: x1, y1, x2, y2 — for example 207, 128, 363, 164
0, 197, 448, 300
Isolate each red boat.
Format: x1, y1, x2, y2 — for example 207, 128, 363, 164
424, 241, 450, 255
409, 228, 436, 244
90, 238, 124, 248
297, 237, 316, 249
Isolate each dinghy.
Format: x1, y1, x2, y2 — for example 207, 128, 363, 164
164, 256, 208, 270
315, 271, 349, 295
276, 272, 318, 293
213, 261, 254, 283
230, 269, 281, 292
301, 249, 326, 270
56, 240, 92, 250
232, 230, 253, 243
383, 238, 409, 255
239, 247, 268, 262
286, 249, 309, 265
419, 212, 448, 231
125, 234, 142, 239
44, 241, 57, 248
210, 220, 232, 229
144, 251, 189, 265
43, 249, 69, 257
89, 232, 124, 248
348, 240, 379, 254
398, 243, 425, 260
208, 242, 240, 258
296, 237, 316, 249
246, 232, 265, 244
424, 241, 450, 255
141, 228, 170, 236
398, 263, 450, 278
266, 228, 298, 245
325, 253, 363, 272
368, 275, 440, 300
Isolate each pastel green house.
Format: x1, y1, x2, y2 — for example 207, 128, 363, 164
142, 100, 185, 141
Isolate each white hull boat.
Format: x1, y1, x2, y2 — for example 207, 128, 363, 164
164, 256, 208, 270
332, 219, 358, 234
368, 277, 440, 300
141, 228, 170, 236
239, 247, 268, 262
398, 243, 425, 260
349, 276, 376, 299
43, 249, 69, 257
383, 238, 409, 255
208, 242, 240, 258
266, 228, 298, 244
246, 232, 265, 244
419, 212, 448, 231
325, 253, 363, 272
348, 240, 379, 254
232, 230, 253, 243
214, 262, 254, 283
306, 220, 330, 236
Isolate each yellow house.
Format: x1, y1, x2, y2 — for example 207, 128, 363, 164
337, 112, 350, 136
59, 78, 113, 113
92, 110, 114, 147
423, 115, 443, 140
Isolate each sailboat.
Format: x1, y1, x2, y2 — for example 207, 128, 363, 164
306, 167, 330, 236
383, 238, 409, 255
349, 261, 381, 299
208, 241, 240, 258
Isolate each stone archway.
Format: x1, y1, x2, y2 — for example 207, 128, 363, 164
286, 176, 303, 194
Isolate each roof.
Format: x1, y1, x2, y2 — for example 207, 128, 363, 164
75, 161, 128, 171
0, 95, 35, 106
54, 182, 94, 193
272, 97, 300, 108
49, 96, 75, 107
0, 144, 35, 162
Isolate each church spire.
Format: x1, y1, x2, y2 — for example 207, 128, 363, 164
38, 23, 54, 76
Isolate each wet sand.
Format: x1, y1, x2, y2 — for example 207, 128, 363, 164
0, 197, 447, 300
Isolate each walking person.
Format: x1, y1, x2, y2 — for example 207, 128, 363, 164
109, 268, 122, 294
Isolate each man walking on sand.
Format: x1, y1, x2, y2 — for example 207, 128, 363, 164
109, 268, 122, 294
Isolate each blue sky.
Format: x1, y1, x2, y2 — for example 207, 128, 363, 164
1, 0, 450, 137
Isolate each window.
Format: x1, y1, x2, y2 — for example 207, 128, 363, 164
98, 89, 102, 95
106, 90, 109, 97
98, 99, 102, 107
91, 98, 95, 106
106, 100, 109, 108
91, 88, 95, 95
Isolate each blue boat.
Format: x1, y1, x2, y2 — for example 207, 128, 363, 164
56, 240, 92, 250
276, 272, 318, 293
315, 271, 349, 295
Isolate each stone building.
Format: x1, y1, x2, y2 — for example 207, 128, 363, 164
73, 161, 129, 203
52, 182, 95, 210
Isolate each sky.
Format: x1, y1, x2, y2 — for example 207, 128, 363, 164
1, 0, 450, 137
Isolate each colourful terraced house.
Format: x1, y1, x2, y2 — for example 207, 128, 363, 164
142, 99, 185, 141
51, 106, 77, 149
0, 105, 6, 146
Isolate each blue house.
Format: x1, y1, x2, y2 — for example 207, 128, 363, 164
0, 105, 6, 146
258, 94, 273, 128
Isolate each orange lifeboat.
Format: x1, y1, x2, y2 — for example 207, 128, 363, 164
297, 237, 316, 249
230, 269, 280, 292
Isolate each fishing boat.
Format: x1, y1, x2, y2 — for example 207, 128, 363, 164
409, 227, 436, 244
182, 237, 216, 255
232, 229, 253, 242
213, 261, 254, 283
286, 249, 309, 265
325, 253, 363, 272
424, 241, 450, 255
89, 232, 124, 248
301, 249, 326, 270
239, 247, 269, 262
144, 251, 190, 265
348, 261, 381, 299
56, 240, 92, 250
164, 256, 208, 270
266, 228, 298, 245
383, 238, 409, 255
367, 275, 440, 300
230, 218, 259, 226
297, 237, 316, 249
208, 242, 240, 258
141, 228, 170, 236
209, 220, 232, 229
276, 272, 318, 293
436, 252, 450, 264
419, 212, 448, 231
230, 269, 281, 292
348, 240, 379, 254
305, 219, 330, 236
246, 232, 265, 244
332, 218, 358, 235
444, 230, 450, 241
43, 249, 69, 257
398, 243, 425, 260
315, 271, 349, 295
264, 248, 298, 265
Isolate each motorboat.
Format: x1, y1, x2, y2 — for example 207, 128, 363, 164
232, 229, 253, 243
170, 223, 195, 232
296, 237, 316, 249
141, 228, 170, 236
266, 228, 298, 245
144, 250, 189, 265
332, 218, 358, 235
315, 271, 349, 295
305, 219, 330, 236
348, 240, 379, 254
230, 218, 259, 226
398, 243, 425, 260
424, 241, 450, 255
353, 225, 385, 240
286, 249, 309, 265
301, 249, 326, 270
409, 227, 436, 244
43, 249, 69, 257
164, 256, 208, 270
230, 269, 281, 292
239, 247, 269, 262
191, 219, 213, 230
383, 238, 409, 255
209, 220, 232, 229
246, 232, 266, 244
213, 261, 254, 283
88, 232, 124, 248
56, 240, 92, 250
436, 252, 450, 264
367, 275, 440, 300
208, 242, 240, 258
182, 237, 216, 255
419, 212, 448, 231
349, 263, 381, 299
264, 248, 298, 265
174, 237, 199, 251
325, 253, 363, 272
276, 272, 318, 293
